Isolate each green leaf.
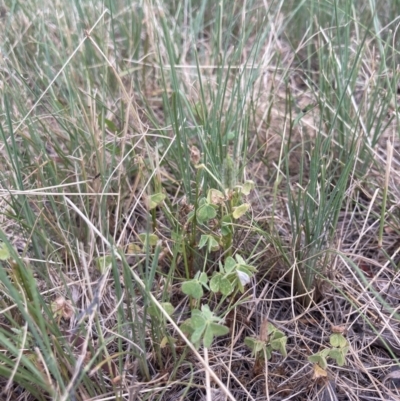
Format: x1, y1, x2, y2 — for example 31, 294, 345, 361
180, 318, 194, 337
330, 333, 347, 348
197, 204, 217, 222
245, 337, 266, 357
219, 277, 233, 296
210, 273, 222, 293
226, 131, 235, 140
224, 256, 236, 273
203, 325, 214, 348
210, 322, 229, 336
235, 254, 246, 265
270, 335, 287, 357
232, 203, 250, 219
104, 118, 118, 132
138, 233, 159, 247
198, 235, 209, 249
0, 242, 10, 260
202, 323, 229, 348
198, 272, 209, 286
319, 348, 331, 358
265, 346, 272, 360
95, 255, 113, 273
191, 309, 206, 328
241, 180, 255, 196
221, 215, 232, 236
191, 327, 205, 345
161, 302, 175, 316
308, 354, 327, 370
198, 235, 219, 252
149, 193, 166, 210
182, 280, 203, 299
244, 337, 257, 350
148, 302, 175, 317
200, 304, 214, 320
329, 348, 346, 366
207, 236, 220, 252
336, 353, 346, 366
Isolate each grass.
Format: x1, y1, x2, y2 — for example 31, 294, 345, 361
1, 0, 400, 400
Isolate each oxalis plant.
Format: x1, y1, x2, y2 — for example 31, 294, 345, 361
181, 254, 257, 348
244, 320, 288, 362
308, 329, 349, 372
179, 154, 257, 348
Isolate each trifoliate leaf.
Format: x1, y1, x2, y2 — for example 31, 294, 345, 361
330, 333, 348, 348
196, 204, 217, 222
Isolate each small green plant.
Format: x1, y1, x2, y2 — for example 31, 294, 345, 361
181, 271, 210, 299
189, 157, 255, 256
181, 304, 230, 349
308, 332, 349, 370
180, 253, 257, 348
245, 321, 288, 361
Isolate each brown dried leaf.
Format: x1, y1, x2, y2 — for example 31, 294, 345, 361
51, 296, 74, 320
190, 145, 201, 165
313, 363, 328, 379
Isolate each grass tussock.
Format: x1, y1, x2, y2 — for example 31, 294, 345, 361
1, 1, 400, 400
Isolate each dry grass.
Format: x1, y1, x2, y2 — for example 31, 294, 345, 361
1, 1, 400, 400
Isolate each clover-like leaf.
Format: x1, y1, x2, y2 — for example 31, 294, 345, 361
308, 354, 328, 370
96, 255, 113, 273
182, 280, 203, 299
330, 333, 348, 348
148, 302, 175, 318
191, 327, 205, 345
210, 273, 222, 293
149, 193, 166, 210
197, 203, 217, 222
180, 318, 194, 337
270, 335, 288, 357
198, 234, 219, 252
0, 242, 10, 261
219, 277, 233, 295
224, 256, 236, 273
329, 348, 346, 366
241, 180, 255, 196
198, 272, 209, 287
221, 215, 233, 236
187, 305, 229, 348
202, 323, 229, 348
210, 273, 233, 295
138, 233, 159, 247
191, 309, 206, 327
232, 203, 250, 219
